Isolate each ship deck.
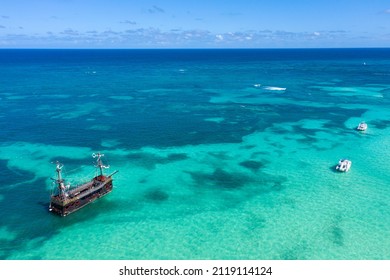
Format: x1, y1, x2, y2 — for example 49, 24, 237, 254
51, 177, 112, 206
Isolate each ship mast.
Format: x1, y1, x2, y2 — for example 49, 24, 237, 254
92, 152, 109, 176
54, 161, 67, 198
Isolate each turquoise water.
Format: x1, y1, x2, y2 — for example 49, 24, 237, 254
0, 49, 389, 259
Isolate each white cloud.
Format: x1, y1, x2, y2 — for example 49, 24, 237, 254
0, 27, 384, 48
216, 34, 224, 41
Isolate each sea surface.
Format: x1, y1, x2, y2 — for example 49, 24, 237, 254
0, 49, 389, 260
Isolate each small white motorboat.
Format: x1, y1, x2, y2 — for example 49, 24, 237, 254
336, 159, 352, 172
357, 122, 367, 131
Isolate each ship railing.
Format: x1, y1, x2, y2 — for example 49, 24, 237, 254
74, 177, 113, 200
68, 181, 94, 196
50, 171, 117, 206
50, 179, 107, 206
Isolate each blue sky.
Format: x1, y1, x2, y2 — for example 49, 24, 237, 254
1, 0, 390, 48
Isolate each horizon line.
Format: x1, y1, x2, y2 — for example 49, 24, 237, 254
0, 47, 390, 50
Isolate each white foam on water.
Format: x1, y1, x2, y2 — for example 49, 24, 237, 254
263, 86, 287, 91
207, 86, 334, 108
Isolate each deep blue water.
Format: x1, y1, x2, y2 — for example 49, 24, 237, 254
2, 48, 389, 150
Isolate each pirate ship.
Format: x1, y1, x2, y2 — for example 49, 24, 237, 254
49, 152, 118, 217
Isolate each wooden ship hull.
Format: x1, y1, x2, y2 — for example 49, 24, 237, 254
49, 153, 118, 217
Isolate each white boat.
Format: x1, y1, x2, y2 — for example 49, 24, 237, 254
336, 159, 352, 172
357, 122, 367, 131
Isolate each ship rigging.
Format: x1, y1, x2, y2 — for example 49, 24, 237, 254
49, 152, 118, 217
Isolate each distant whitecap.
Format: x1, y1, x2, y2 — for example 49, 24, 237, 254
264, 86, 287, 91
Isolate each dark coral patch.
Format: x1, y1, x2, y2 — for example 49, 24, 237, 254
330, 226, 344, 246
186, 168, 255, 189
371, 119, 390, 129
127, 152, 188, 170
167, 153, 188, 161
239, 160, 269, 172
0, 159, 35, 186
144, 189, 169, 202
